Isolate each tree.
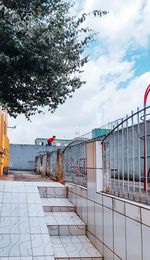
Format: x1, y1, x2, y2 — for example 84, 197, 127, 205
0, 0, 107, 118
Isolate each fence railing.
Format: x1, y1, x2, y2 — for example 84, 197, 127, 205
101, 105, 150, 204
35, 149, 63, 181
35, 151, 49, 176
63, 139, 87, 187
34, 140, 87, 187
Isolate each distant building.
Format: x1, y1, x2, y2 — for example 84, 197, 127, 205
35, 138, 72, 147
92, 128, 111, 139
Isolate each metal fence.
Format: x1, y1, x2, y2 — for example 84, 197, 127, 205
102, 105, 150, 204
63, 139, 87, 187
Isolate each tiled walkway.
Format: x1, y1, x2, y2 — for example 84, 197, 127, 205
0, 180, 59, 259
0, 173, 102, 260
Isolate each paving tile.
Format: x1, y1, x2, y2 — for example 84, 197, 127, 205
0, 257, 32, 260
0, 186, 4, 193
41, 199, 49, 206
3, 193, 27, 204
78, 236, 91, 243
50, 236, 62, 244
47, 188, 66, 198
52, 212, 86, 226
33, 257, 54, 260
26, 194, 42, 204
31, 234, 53, 256
59, 225, 86, 236
29, 217, 48, 234
28, 204, 44, 217
25, 186, 39, 193
52, 243, 68, 258
0, 193, 3, 203
0, 179, 103, 260
63, 242, 101, 258
1, 204, 28, 217
45, 213, 57, 225
59, 236, 81, 244
42, 198, 74, 207
0, 217, 30, 234
41, 198, 75, 212
0, 234, 32, 257
4, 185, 26, 193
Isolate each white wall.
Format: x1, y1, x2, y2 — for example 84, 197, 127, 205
66, 140, 150, 260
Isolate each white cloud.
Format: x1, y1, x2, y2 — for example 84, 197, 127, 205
81, 0, 150, 54
102, 72, 150, 124
8, 0, 150, 144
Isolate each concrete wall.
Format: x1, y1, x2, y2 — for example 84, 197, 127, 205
108, 121, 150, 179
66, 140, 150, 260
9, 144, 56, 171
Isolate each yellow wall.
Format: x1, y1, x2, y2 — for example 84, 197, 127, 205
0, 109, 9, 176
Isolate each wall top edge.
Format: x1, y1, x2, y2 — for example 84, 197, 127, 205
65, 182, 87, 191
102, 192, 150, 210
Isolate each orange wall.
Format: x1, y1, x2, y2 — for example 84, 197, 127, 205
0, 110, 9, 175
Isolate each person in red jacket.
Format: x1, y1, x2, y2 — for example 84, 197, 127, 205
47, 136, 56, 146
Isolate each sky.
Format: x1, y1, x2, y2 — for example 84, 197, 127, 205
8, 0, 150, 144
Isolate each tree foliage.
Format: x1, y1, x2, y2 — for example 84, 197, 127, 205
0, 0, 107, 118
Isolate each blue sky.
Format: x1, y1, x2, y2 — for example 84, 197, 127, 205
8, 0, 150, 144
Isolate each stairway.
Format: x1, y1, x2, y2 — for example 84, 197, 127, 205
40, 186, 103, 260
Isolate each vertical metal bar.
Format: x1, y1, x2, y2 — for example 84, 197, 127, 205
117, 122, 120, 195
85, 141, 87, 186
144, 107, 148, 199
137, 107, 141, 200
102, 141, 105, 192
108, 131, 111, 193
103, 139, 110, 193
113, 123, 115, 194
126, 115, 130, 197
131, 110, 135, 199
145, 111, 149, 203
122, 119, 125, 197
108, 135, 111, 194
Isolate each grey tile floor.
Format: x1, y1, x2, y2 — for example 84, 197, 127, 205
0, 180, 60, 259
0, 180, 102, 260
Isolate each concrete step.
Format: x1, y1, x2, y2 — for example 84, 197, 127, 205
51, 235, 103, 259
39, 186, 67, 198
42, 198, 75, 212
45, 212, 86, 236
